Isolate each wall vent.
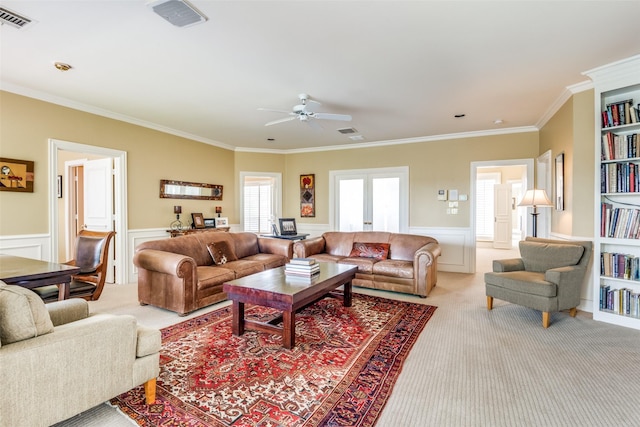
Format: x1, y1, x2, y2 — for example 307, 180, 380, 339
0, 7, 33, 29
337, 127, 358, 134
147, 0, 207, 28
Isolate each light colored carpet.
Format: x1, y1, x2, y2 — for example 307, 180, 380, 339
53, 247, 640, 426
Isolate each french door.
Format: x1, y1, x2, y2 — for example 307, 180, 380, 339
331, 167, 408, 232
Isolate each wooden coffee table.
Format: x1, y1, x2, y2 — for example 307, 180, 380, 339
223, 262, 357, 349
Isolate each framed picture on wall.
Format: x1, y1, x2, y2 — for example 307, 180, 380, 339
555, 153, 564, 211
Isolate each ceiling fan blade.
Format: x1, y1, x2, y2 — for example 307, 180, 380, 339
303, 99, 322, 113
258, 107, 292, 114
311, 113, 352, 121
306, 119, 323, 131
264, 116, 297, 126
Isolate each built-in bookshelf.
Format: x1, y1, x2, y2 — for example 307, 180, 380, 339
585, 55, 640, 330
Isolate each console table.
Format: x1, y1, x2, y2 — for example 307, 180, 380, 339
260, 233, 309, 241
167, 227, 230, 238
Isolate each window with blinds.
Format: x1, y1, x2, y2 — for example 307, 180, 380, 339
243, 175, 276, 233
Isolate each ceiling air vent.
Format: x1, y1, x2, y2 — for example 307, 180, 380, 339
337, 127, 358, 134
0, 7, 33, 29
147, 0, 207, 28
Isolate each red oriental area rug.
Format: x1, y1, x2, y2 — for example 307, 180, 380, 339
111, 294, 436, 426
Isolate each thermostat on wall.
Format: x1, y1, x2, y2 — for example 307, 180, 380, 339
437, 189, 448, 201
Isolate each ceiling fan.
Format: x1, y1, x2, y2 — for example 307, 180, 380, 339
258, 93, 352, 128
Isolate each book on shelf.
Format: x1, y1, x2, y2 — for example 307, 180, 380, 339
599, 284, 640, 318
600, 203, 640, 239
603, 99, 636, 127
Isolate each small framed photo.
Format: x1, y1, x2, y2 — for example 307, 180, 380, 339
203, 218, 216, 228
192, 212, 205, 229
215, 217, 229, 227
57, 175, 63, 198
279, 218, 297, 235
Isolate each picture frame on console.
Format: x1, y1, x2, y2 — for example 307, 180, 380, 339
192, 213, 205, 229
215, 217, 229, 227
279, 218, 297, 235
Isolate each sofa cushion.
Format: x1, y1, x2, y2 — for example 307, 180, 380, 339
349, 242, 390, 260
519, 241, 585, 273
222, 260, 265, 278
196, 266, 236, 291
0, 284, 54, 345
485, 271, 556, 297
338, 257, 378, 274
207, 241, 238, 265
372, 259, 414, 279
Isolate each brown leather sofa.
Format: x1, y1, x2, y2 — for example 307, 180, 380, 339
293, 231, 441, 297
134, 231, 293, 315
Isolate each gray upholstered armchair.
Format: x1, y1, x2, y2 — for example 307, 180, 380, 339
485, 237, 592, 328
0, 283, 161, 427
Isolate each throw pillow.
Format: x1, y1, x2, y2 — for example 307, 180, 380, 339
519, 241, 585, 272
0, 283, 55, 345
349, 242, 390, 260
207, 241, 238, 265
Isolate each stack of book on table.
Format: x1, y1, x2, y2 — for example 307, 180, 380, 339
285, 258, 320, 277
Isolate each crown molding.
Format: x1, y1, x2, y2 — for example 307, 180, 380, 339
0, 82, 236, 151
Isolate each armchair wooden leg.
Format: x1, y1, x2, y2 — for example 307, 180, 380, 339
569, 307, 577, 317
486, 296, 493, 311
144, 378, 157, 404
542, 312, 550, 328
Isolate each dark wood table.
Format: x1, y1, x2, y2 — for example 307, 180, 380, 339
0, 254, 81, 300
260, 233, 310, 241
223, 262, 357, 349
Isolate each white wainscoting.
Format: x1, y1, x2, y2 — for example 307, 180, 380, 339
297, 224, 475, 273
0, 234, 51, 261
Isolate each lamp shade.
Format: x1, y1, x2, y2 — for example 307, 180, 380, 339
518, 189, 552, 207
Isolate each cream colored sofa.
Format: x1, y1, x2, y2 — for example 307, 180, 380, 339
293, 231, 441, 297
0, 283, 161, 427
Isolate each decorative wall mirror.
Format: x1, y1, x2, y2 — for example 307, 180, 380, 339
160, 179, 223, 200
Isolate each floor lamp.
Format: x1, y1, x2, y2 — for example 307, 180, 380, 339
518, 189, 553, 237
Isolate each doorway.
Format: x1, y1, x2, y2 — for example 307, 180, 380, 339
49, 139, 127, 284
471, 159, 534, 274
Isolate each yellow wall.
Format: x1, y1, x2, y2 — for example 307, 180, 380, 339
539, 89, 595, 238
283, 133, 539, 227
0, 91, 234, 234
3, 89, 593, 240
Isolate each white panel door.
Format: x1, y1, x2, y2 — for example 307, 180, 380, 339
83, 158, 113, 231
493, 184, 513, 249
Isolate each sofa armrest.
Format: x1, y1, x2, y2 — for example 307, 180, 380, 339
293, 237, 326, 258
136, 325, 161, 358
493, 258, 525, 272
545, 266, 586, 308
257, 237, 294, 259
133, 249, 196, 278
46, 299, 89, 327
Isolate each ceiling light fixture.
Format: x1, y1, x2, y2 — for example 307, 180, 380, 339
494, 119, 504, 125
454, 114, 466, 118
53, 62, 72, 72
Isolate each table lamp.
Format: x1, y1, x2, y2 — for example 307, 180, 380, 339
518, 189, 552, 237
171, 205, 183, 231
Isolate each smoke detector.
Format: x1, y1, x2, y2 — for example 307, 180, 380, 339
147, 0, 207, 28
0, 6, 35, 29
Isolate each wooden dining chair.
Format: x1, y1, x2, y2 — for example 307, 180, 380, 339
33, 230, 116, 302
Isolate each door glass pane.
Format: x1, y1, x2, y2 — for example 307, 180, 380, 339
372, 177, 399, 232
339, 179, 363, 231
